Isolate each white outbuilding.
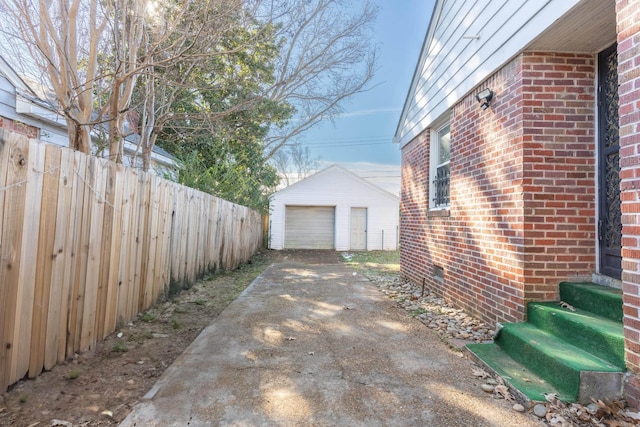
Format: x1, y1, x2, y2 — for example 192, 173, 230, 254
268, 164, 399, 251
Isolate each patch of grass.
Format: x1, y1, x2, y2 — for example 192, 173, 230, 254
171, 318, 182, 329
139, 311, 156, 322
128, 331, 153, 344
19, 394, 28, 403
67, 370, 80, 380
194, 298, 206, 306
174, 306, 188, 314
167, 279, 182, 299
342, 251, 400, 273
111, 342, 129, 353
410, 308, 427, 318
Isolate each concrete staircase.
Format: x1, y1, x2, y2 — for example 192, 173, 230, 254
467, 282, 625, 404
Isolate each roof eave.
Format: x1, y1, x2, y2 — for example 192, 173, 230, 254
393, 0, 443, 147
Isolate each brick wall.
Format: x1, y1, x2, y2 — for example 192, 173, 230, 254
400, 52, 596, 325
0, 116, 39, 139
399, 131, 431, 283
521, 52, 597, 299
616, 0, 640, 408
449, 59, 527, 323
400, 58, 528, 324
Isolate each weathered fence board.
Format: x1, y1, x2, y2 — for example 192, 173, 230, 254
30, 144, 60, 378
103, 163, 125, 340
0, 130, 263, 391
2, 134, 30, 386
49, 148, 75, 367
0, 131, 7, 390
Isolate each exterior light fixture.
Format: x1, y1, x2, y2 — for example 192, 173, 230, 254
476, 88, 493, 110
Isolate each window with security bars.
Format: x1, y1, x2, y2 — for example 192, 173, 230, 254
431, 123, 450, 208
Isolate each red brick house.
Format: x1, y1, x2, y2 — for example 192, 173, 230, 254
395, 0, 640, 404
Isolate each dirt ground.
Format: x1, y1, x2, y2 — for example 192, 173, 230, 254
2, 249, 638, 426
0, 250, 301, 427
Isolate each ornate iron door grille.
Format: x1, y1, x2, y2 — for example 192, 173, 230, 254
598, 44, 622, 280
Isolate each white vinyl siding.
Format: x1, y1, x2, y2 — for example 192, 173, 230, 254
396, 0, 583, 147
0, 73, 69, 147
284, 206, 335, 249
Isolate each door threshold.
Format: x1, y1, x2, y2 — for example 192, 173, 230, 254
592, 273, 622, 289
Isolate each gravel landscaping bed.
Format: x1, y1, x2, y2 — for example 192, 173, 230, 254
365, 272, 495, 345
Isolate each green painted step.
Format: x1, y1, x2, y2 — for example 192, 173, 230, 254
497, 322, 622, 400
559, 282, 623, 323
467, 282, 625, 403
466, 342, 572, 402
527, 302, 625, 369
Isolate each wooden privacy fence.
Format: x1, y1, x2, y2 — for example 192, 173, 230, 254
0, 130, 263, 392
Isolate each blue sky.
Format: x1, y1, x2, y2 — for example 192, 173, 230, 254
298, 1, 435, 192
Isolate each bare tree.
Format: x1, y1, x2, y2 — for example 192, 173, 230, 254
131, 12, 273, 171
0, 0, 109, 153
142, 0, 378, 170
270, 143, 320, 187
0, 0, 245, 162
0, 0, 377, 175
259, 0, 378, 159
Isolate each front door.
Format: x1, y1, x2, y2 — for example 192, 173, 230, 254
598, 44, 622, 280
350, 208, 367, 250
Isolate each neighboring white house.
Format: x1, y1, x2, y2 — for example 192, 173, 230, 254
0, 55, 175, 174
269, 164, 399, 251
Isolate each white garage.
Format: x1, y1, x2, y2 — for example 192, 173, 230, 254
269, 165, 399, 251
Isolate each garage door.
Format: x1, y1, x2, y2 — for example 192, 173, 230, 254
284, 206, 335, 249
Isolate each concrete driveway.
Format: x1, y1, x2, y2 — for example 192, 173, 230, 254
120, 254, 541, 426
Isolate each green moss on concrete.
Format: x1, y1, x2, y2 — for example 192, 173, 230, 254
559, 282, 622, 323
527, 302, 625, 369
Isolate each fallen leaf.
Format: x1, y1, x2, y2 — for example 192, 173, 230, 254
286, 336, 297, 341
544, 393, 560, 404
558, 301, 576, 312
494, 384, 514, 401
594, 399, 613, 414
604, 421, 634, 427
308, 351, 315, 356
621, 410, 640, 421
472, 367, 490, 378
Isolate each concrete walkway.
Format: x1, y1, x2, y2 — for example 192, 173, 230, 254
120, 259, 542, 426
